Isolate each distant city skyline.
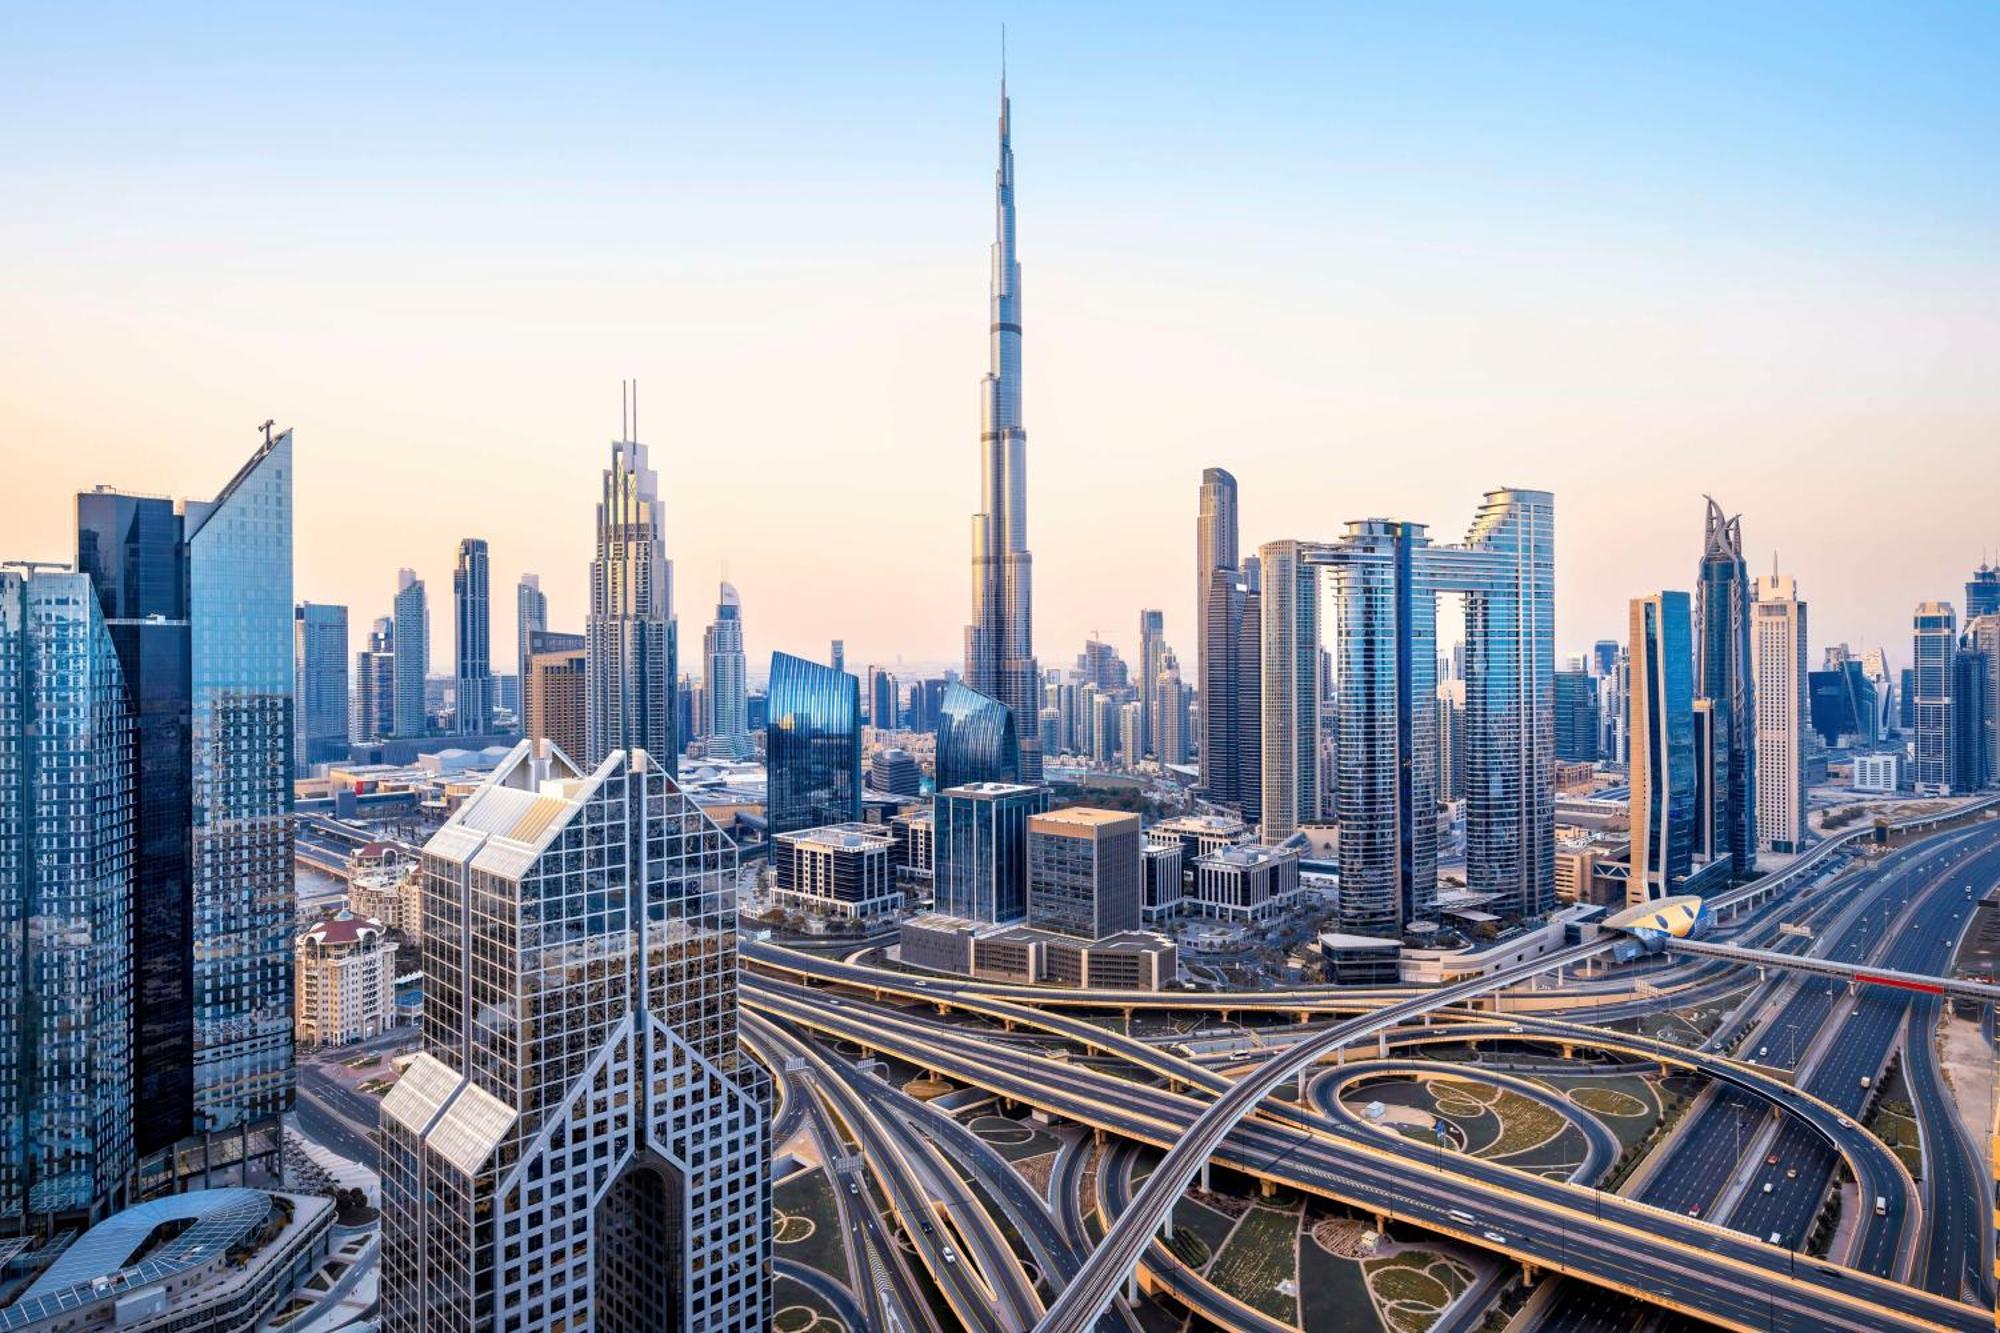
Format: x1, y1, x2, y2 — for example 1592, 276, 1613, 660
6, 5, 1997, 676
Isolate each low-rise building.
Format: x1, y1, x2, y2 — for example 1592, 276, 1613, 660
773, 823, 904, 920
1189, 843, 1302, 922
897, 913, 1177, 989
1140, 842, 1184, 921
295, 911, 398, 1047
1851, 752, 1904, 794
0, 1189, 332, 1333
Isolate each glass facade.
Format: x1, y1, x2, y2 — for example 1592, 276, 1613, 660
766, 651, 861, 836
1258, 540, 1320, 840
1298, 489, 1556, 932
294, 602, 349, 774
184, 432, 296, 1132
74, 490, 195, 1158
934, 782, 1048, 924
1321, 521, 1437, 934
392, 570, 428, 738
381, 742, 769, 1332
452, 538, 492, 734
935, 680, 1020, 791
1630, 591, 1695, 900
1911, 602, 1957, 793
1696, 500, 1757, 876
0, 570, 134, 1230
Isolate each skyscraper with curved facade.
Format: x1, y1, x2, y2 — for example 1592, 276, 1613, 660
935, 679, 1021, 791
1696, 498, 1757, 877
702, 582, 749, 760
963, 75, 1042, 783
766, 650, 861, 836
587, 396, 677, 774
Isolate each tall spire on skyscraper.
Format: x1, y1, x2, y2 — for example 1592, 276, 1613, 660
965, 56, 1042, 780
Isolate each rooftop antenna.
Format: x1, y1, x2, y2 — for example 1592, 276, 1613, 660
631, 379, 639, 442
620, 380, 629, 441
258, 418, 275, 446
1001, 23, 1007, 93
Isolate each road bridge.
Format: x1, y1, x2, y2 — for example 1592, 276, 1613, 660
1661, 937, 2000, 1003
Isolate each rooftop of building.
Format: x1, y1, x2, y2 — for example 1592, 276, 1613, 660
1, 1190, 330, 1332
779, 821, 895, 852
299, 910, 389, 948
938, 781, 1045, 799
1030, 806, 1138, 831
1153, 812, 1248, 833
1196, 842, 1297, 869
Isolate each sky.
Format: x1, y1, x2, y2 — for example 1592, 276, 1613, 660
3, 2, 1997, 681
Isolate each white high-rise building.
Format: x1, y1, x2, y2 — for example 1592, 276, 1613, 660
1750, 572, 1808, 853
381, 741, 769, 1332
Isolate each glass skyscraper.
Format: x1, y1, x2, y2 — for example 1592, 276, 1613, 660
183, 431, 297, 1136
381, 741, 770, 1332
453, 537, 492, 735
1258, 540, 1320, 840
75, 488, 194, 1159
702, 582, 750, 760
0, 568, 135, 1232
1696, 498, 1757, 877
294, 601, 349, 774
935, 679, 1020, 791
1629, 591, 1696, 902
934, 781, 1049, 924
766, 650, 861, 836
1282, 489, 1556, 934
74, 433, 295, 1167
1912, 602, 1958, 794
514, 573, 546, 707
392, 568, 428, 738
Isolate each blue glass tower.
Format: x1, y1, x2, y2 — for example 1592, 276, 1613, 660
934, 782, 1049, 924
75, 490, 195, 1159
0, 568, 135, 1231
1630, 591, 1695, 900
184, 431, 297, 1135
935, 680, 1020, 791
766, 650, 861, 836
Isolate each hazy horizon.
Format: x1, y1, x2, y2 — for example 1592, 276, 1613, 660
5, 3, 1996, 678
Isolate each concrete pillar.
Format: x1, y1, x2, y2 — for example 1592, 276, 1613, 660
1199, 1161, 1211, 1191
1095, 1126, 1107, 1147
1297, 1069, 1309, 1100
1560, 1043, 1574, 1060
1374, 1211, 1389, 1233
1522, 1263, 1540, 1287
1259, 1177, 1277, 1199
1377, 1034, 1388, 1058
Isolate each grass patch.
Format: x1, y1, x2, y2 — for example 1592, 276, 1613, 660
774, 1168, 848, 1281
1207, 1206, 1300, 1324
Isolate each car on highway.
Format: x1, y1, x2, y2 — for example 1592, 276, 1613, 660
1837, 1116, 1854, 1128
1482, 1231, 1507, 1244
941, 1246, 957, 1266
1766, 1153, 1779, 1165
1687, 1206, 1700, 1217
1786, 1167, 1798, 1179
1762, 1182, 1774, 1194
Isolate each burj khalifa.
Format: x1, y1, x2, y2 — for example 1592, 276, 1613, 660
964, 73, 1043, 780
